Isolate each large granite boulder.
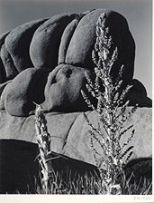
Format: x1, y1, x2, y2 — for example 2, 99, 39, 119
0, 108, 152, 165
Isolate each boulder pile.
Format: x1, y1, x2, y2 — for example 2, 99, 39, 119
0, 9, 152, 193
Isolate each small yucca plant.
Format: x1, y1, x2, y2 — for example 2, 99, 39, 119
34, 103, 51, 194
81, 13, 137, 194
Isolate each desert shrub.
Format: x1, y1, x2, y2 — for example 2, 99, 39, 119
81, 13, 151, 195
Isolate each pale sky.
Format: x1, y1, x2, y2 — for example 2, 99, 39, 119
0, 0, 152, 98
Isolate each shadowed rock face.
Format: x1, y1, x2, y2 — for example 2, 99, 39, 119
0, 140, 100, 194
0, 140, 151, 194
0, 140, 39, 194
0, 8, 150, 117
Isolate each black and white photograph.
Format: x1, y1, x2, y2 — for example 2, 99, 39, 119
0, 0, 152, 201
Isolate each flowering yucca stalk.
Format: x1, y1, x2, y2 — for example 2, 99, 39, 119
34, 103, 51, 194
81, 13, 137, 194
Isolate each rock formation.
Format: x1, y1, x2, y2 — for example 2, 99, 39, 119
0, 9, 152, 193
0, 9, 151, 117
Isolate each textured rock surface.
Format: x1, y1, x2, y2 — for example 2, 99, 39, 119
42, 64, 91, 112
1, 68, 50, 116
0, 9, 146, 117
0, 64, 90, 116
65, 9, 135, 82
0, 108, 151, 166
30, 13, 80, 68
5, 19, 48, 72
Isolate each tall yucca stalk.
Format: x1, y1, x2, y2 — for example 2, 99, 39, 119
81, 13, 137, 194
34, 103, 51, 194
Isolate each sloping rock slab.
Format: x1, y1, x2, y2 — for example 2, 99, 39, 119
0, 107, 152, 166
